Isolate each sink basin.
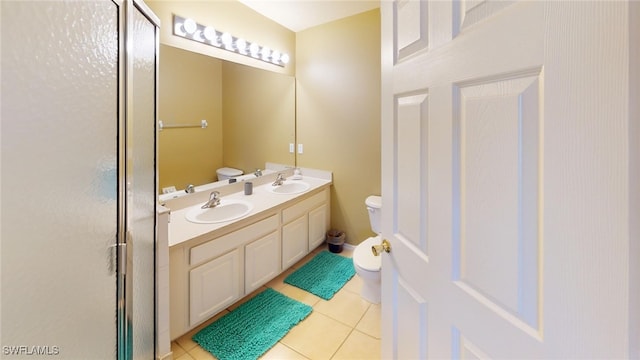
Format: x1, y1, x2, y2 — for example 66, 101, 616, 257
185, 199, 253, 224
267, 181, 310, 195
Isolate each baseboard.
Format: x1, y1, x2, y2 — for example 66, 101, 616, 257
342, 243, 356, 250
157, 351, 173, 360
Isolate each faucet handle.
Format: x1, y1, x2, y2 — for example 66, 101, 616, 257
272, 173, 285, 186
201, 191, 221, 209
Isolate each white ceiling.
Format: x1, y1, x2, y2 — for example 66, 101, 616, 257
238, 0, 380, 32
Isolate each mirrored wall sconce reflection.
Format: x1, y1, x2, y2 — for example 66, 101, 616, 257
173, 15, 290, 67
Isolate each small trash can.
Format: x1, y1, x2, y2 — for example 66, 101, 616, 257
326, 229, 346, 253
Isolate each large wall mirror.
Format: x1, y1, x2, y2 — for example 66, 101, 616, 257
158, 44, 296, 192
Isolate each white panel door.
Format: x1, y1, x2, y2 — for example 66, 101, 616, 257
381, 0, 637, 358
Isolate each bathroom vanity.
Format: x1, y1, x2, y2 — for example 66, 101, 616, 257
161, 168, 332, 339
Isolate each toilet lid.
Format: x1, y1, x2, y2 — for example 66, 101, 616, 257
354, 236, 382, 271
365, 195, 382, 209
217, 167, 243, 176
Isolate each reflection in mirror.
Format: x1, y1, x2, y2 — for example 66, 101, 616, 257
158, 44, 295, 193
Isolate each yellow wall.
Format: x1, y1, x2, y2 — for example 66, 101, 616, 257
222, 62, 296, 173
151, 0, 381, 246
157, 45, 296, 191
148, 0, 297, 192
158, 45, 223, 191
296, 10, 381, 245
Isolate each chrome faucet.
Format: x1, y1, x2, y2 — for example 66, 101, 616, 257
185, 184, 195, 193
272, 173, 285, 186
254, 168, 263, 177
201, 191, 221, 209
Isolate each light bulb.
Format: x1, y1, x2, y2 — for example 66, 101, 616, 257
193, 30, 205, 42
221, 32, 233, 49
203, 27, 216, 41
271, 50, 281, 63
281, 53, 290, 64
174, 22, 186, 36
249, 43, 260, 57
235, 38, 247, 54
261, 46, 271, 61
183, 18, 197, 34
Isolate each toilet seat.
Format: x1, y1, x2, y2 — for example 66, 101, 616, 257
354, 236, 382, 272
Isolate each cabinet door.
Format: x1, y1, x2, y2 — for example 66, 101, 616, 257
282, 215, 308, 269
245, 231, 281, 293
308, 204, 329, 250
189, 249, 241, 327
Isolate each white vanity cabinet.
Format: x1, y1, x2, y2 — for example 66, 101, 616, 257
169, 184, 331, 340
171, 213, 280, 336
282, 189, 330, 269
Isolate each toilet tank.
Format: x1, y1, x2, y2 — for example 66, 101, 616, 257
365, 195, 382, 234
216, 167, 243, 181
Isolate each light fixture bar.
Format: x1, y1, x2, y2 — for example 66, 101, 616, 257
172, 15, 290, 67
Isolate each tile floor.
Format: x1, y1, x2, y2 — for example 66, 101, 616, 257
171, 244, 381, 360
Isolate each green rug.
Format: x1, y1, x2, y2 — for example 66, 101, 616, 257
284, 250, 356, 300
192, 288, 312, 360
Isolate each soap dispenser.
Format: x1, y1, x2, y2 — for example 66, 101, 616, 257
292, 168, 302, 180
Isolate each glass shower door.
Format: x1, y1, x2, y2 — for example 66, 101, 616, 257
1, 1, 120, 358
124, 1, 159, 358
1, 1, 159, 358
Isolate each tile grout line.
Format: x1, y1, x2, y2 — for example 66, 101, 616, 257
173, 244, 377, 360
273, 341, 311, 360
330, 327, 357, 360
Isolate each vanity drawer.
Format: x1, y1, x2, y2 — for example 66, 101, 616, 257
282, 188, 328, 224
190, 214, 279, 266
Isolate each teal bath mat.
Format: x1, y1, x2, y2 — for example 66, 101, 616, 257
284, 250, 356, 300
192, 288, 312, 360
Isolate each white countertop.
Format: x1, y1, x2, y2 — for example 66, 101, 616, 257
167, 175, 331, 247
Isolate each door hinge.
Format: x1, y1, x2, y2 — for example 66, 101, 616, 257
109, 242, 127, 276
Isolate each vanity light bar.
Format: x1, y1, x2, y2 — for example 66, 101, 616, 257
173, 15, 290, 67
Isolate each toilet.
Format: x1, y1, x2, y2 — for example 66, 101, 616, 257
216, 167, 243, 181
353, 195, 382, 304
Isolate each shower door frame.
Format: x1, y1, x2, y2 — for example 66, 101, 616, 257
116, 0, 160, 358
